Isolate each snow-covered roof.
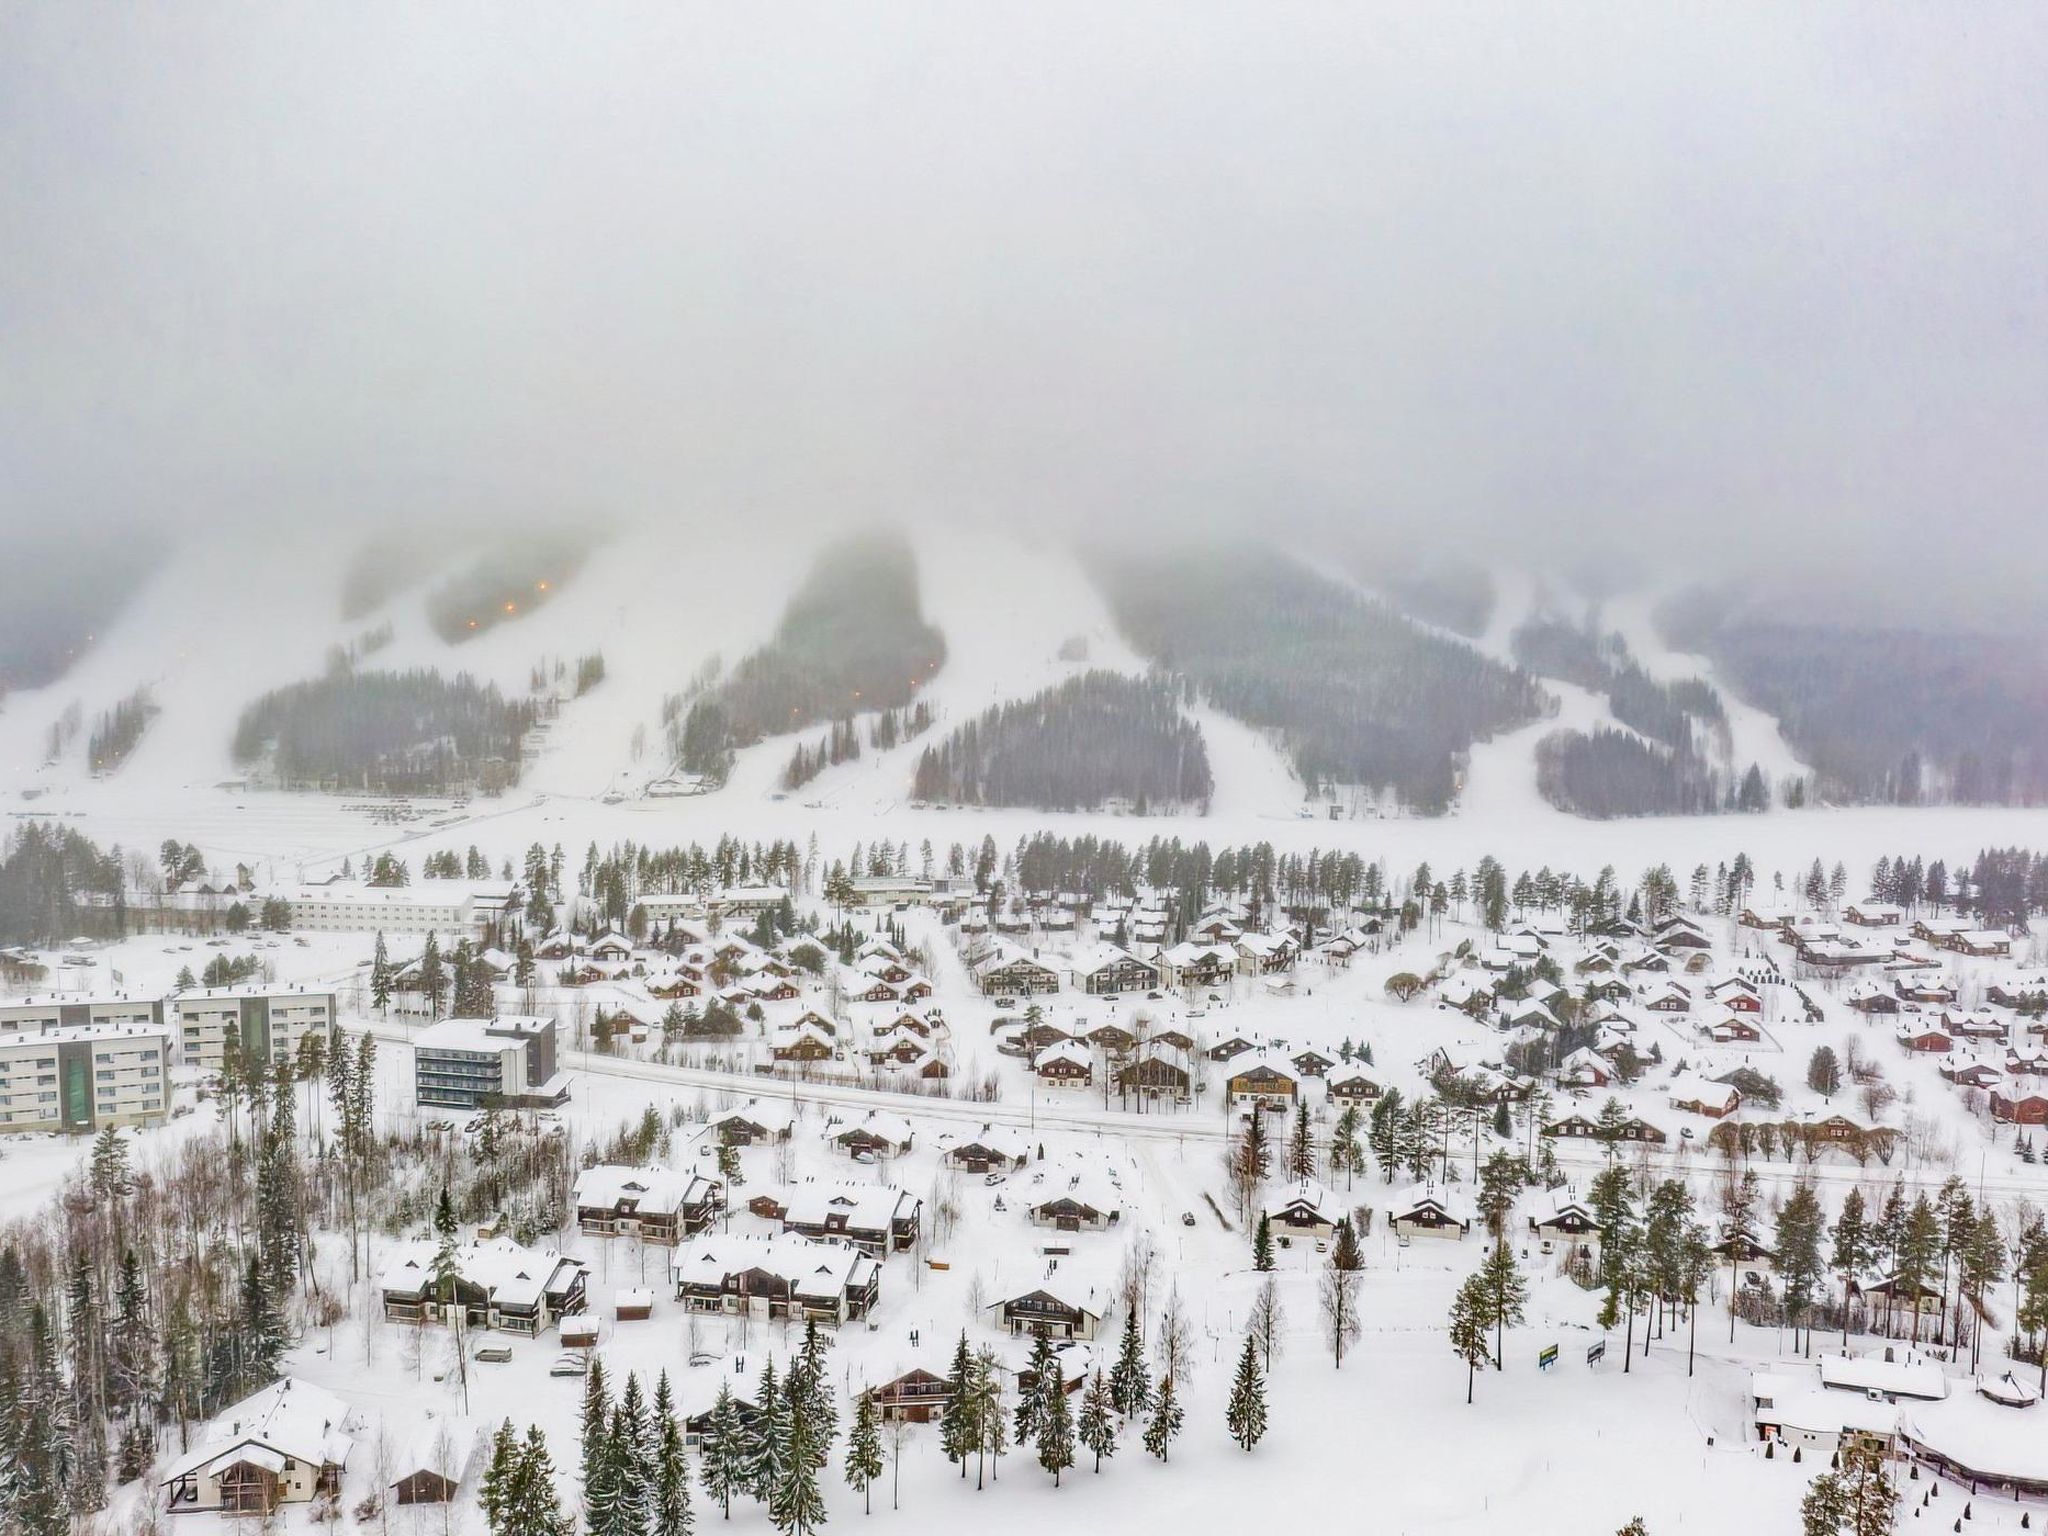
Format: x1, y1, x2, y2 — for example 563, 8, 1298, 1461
572, 1164, 720, 1215
707, 1099, 797, 1135
1899, 1390, 2048, 1484
1667, 1072, 1738, 1108
1033, 1039, 1093, 1071
780, 1181, 918, 1232
669, 1233, 877, 1299
1818, 1351, 1949, 1402
1265, 1178, 1336, 1222
414, 1015, 551, 1053
377, 1237, 584, 1309
833, 1109, 914, 1147
940, 1122, 1031, 1160
161, 1378, 355, 1484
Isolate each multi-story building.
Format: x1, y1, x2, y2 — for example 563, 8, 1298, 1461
0, 992, 166, 1040
412, 1014, 567, 1110
0, 1024, 172, 1133
175, 984, 335, 1073
286, 881, 516, 940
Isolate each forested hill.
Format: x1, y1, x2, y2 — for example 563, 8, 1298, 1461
911, 671, 1213, 812
1358, 556, 1496, 639
671, 529, 945, 783
1659, 594, 2048, 806
1510, 614, 1727, 755
232, 667, 534, 795
1093, 548, 1547, 814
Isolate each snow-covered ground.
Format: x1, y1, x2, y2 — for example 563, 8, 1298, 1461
13, 857, 2048, 1535
1606, 591, 1810, 787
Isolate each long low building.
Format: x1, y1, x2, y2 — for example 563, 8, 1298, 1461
0, 1023, 171, 1134
572, 1165, 724, 1244
287, 881, 516, 939
670, 1233, 879, 1324
176, 984, 335, 1073
379, 1237, 588, 1335
0, 991, 165, 1039
778, 1182, 922, 1254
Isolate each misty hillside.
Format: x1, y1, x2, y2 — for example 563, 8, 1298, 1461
3, 505, 2036, 828
1094, 547, 1548, 815
667, 529, 946, 787
1355, 555, 1497, 640
0, 531, 165, 696
1659, 590, 2048, 807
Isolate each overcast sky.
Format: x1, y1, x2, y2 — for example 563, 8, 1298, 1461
3, 3, 2044, 606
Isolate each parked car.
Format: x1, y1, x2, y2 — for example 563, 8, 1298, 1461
549, 1353, 588, 1377
474, 1344, 513, 1364
983, 1173, 1005, 1187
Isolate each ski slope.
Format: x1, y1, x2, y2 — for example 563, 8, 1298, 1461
9, 527, 2048, 892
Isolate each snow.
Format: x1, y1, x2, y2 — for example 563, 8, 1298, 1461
1605, 591, 1811, 787
11, 532, 2048, 1533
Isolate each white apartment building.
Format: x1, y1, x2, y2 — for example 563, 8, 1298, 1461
287, 881, 516, 940
175, 985, 336, 1073
0, 992, 167, 1040
0, 1024, 172, 1134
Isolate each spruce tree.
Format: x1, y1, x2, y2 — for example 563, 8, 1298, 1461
612, 1373, 655, 1536
1037, 1357, 1075, 1486
844, 1390, 884, 1514
1013, 1327, 1055, 1447
1077, 1371, 1117, 1472
699, 1381, 748, 1520
1225, 1333, 1267, 1451
1480, 1242, 1529, 1368
651, 1372, 693, 1536
1448, 1274, 1492, 1404
1287, 1102, 1315, 1180
1108, 1309, 1151, 1418
108, 1247, 154, 1422
749, 1359, 787, 1506
581, 1358, 617, 1531
939, 1333, 978, 1474
1252, 1213, 1275, 1272
482, 1420, 519, 1532
512, 1425, 575, 1536
370, 930, 392, 1012
792, 1321, 838, 1462
1142, 1374, 1182, 1462
768, 1370, 827, 1536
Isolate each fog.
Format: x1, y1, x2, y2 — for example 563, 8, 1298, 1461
3, 3, 2044, 609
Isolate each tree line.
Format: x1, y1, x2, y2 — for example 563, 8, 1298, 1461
86, 686, 158, 775
233, 666, 535, 795
0, 821, 127, 945
1535, 728, 1771, 819
911, 671, 1213, 813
